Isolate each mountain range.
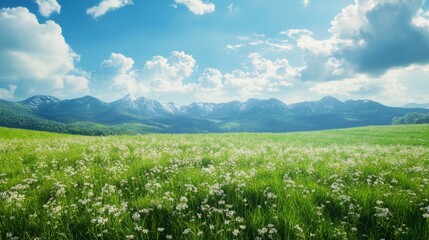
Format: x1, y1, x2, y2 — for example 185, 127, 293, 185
1, 94, 428, 135
402, 103, 429, 109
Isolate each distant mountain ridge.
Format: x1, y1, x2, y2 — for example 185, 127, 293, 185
402, 103, 429, 109
1, 94, 428, 135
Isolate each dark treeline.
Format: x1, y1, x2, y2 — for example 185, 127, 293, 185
0, 109, 145, 136
392, 112, 429, 125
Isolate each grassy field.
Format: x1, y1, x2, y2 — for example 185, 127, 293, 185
1, 125, 429, 239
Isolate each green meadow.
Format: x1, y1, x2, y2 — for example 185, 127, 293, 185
1, 125, 429, 239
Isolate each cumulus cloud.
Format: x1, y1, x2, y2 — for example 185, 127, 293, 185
0, 7, 89, 98
95, 51, 298, 103
331, 0, 429, 75
413, 8, 429, 29
0, 85, 17, 100
63, 75, 90, 94
192, 68, 228, 102
95, 51, 231, 103
94, 53, 147, 100
224, 53, 297, 98
95, 51, 199, 100
34, 0, 61, 17
175, 0, 215, 15
198, 68, 223, 91
309, 64, 429, 106
286, 0, 429, 80
292, 31, 350, 81
309, 76, 377, 96
102, 52, 135, 73
143, 51, 196, 92
0, 7, 74, 80
87, 0, 133, 19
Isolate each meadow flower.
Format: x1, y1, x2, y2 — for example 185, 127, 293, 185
91, 217, 108, 225
258, 228, 268, 235
294, 224, 303, 233
374, 207, 390, 218
1, 130, 429, 239
132, 212, 140, 220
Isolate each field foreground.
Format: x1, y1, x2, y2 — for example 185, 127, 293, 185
1, 125, 429, 239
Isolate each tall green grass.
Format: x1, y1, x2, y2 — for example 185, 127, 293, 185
0, 125, 428, 239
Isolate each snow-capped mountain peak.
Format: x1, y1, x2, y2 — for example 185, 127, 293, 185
20, 95, 61, 108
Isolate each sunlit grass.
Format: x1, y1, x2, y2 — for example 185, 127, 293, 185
0, 125, 429, 239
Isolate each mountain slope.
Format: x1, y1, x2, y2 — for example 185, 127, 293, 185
36, 96, 110, 122
20, 95, 61, 109
110, 94, 171, 116
1, 95, 429, 134
402, 103, 429, 109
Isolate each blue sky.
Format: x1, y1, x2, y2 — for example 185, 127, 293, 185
0, 0, 429, 106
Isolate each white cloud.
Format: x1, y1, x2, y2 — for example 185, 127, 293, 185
413, 8, 429, 29
175, 0, 215, 15
63, 75, 90, 94
87, 0, 133, 19
224, 53, 297, 98
94, 51, 300, 103
302, 0, 310, 8
96, 53, 147, 99
34, 0, 61, 17
249, 53, 298, 80
263, 41, 293, 51
102, 52, 134, 73
309, 76, 374, 96
0, 85, 17, 99
290, 32, 351, 81
333, 0, 429, 75
309, 64, 429, 106
284, 0, 429, 81
143, 51, 196, 93
295, 34, 337, 56
96, 52, 236, 103
228, 33, 293, 53
328, 0, 374, 39
280, 29, 313, 38
96, 51, 197, 100
226, 44, 244, 50
198, 68, 223, 90
0, 8, 74, 81
224, 70, 266, 98
193, 68, 227, 102
0, 7, 89, 98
